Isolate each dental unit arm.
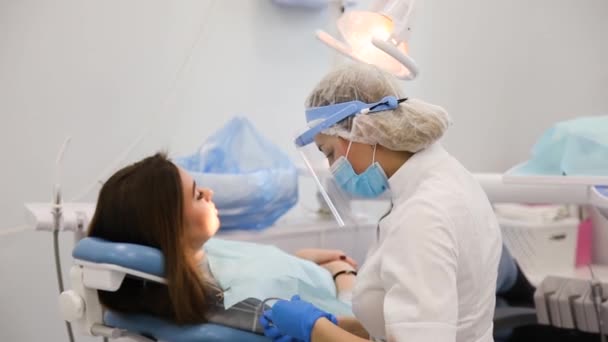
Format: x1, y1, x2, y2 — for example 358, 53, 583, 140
304, 167, 608, 212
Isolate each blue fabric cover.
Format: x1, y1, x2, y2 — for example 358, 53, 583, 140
511, 116, 608, 177
174, 116, 298, 231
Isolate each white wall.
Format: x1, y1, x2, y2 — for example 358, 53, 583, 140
408, 0, 608, 171
1, 0, 608, 341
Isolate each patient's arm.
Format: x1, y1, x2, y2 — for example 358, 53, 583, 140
295, 248, 358, 268
304, 258, 369, 340
295, 250, 357, 304
319, 260, 356, 300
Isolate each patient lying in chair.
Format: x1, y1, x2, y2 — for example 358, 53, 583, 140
87, 152, 357, 334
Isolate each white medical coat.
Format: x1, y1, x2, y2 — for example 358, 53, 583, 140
351, 144, 502, 342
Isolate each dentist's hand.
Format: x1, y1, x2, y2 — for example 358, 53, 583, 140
259, 314, 302, 342
260, 295, 337, 342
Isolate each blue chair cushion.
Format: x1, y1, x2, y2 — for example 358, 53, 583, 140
105, 311, 269, 342
73, 237, 165, 277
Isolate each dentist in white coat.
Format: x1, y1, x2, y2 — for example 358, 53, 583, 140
260, 63, 502, 342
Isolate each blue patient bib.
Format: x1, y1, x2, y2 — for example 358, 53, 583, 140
203, 239, 353, 317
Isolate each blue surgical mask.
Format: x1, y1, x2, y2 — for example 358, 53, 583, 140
330, 142, 389, 198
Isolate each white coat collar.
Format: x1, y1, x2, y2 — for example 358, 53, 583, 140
387, 143, 450, 202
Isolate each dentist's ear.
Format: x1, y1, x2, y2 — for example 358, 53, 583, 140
337, 137, 350, 155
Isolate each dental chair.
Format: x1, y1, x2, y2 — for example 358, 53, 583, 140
59, 237, 269, 342
59, 237, 537, 342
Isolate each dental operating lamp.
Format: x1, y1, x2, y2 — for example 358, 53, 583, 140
316, 0, 419, 80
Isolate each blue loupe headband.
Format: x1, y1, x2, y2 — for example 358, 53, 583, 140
294, 96, 407, 147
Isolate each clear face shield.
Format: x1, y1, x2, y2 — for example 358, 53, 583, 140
296, 138, 355, 227
294, 96, 404, 227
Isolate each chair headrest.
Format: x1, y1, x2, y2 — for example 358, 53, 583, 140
73, 237, 165, 277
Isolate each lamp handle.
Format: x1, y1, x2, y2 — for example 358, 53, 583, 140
372, 37, 419, 80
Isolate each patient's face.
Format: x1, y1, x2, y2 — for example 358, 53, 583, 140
178, 167, 220, 250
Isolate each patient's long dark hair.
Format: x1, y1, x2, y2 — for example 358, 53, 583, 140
88, 153, 215, 325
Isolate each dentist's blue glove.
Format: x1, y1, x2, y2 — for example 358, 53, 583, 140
260, 295, 338, 342
259, 313, 302, 342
